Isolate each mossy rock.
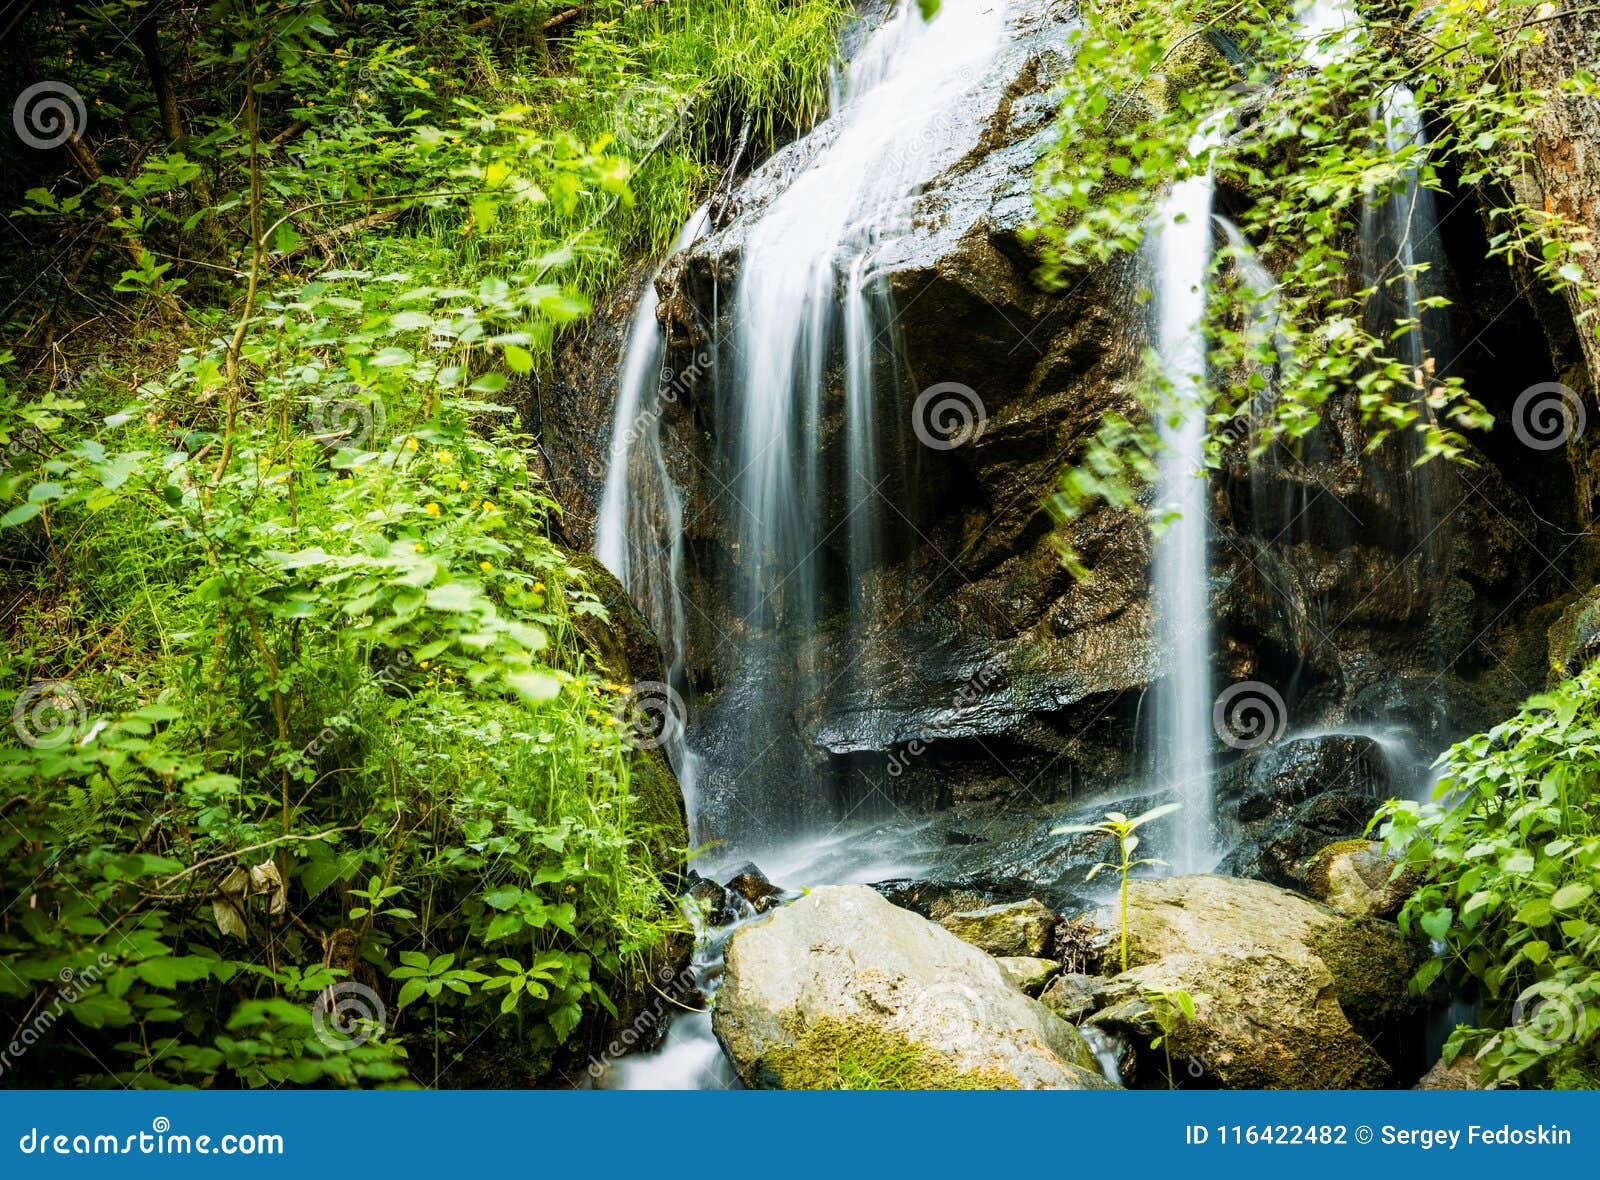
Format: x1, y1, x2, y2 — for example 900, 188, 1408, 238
1088, 875, 1419, 1089
1303, 838, 1421, 921
561, 547, 688, 862
1548, 586, 1600, 680
939, 897, 1058, 957
714, 886, 1114, 1089
759, 1016, 1018, 1090
1151, 26, 1231, 114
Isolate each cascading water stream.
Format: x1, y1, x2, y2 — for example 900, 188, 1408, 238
593, 0, 1015, 1088
1150, 166, 1218, 875
706, 0, 1013, 840
594, 205, 711, 824
1360, 83, 1452, 614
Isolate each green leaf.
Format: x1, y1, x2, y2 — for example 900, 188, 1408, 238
396, 977, 427, 1010
506, 670, 561, 703
1411, 957, 1445, 993
503, 344, 533, 374
483, 887, 523, 910
1419, 908, 1453, 941
1514, 898, 1553, 927
1, 502, 43, 528
135, 955, 214, 988
484, 913, 523, 941
1551, 883, 1593, 912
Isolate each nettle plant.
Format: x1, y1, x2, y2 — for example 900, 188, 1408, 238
1033, 0, 1598, 566
1376, 667, 1600, 1087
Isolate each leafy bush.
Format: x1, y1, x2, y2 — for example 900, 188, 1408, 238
1033, 0, 1598, 562
1, 0, 848, 1088
1377, 667, 1600, 1087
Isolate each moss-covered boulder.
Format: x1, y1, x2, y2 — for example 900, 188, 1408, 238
713, 885, 1114, 1089
1087, 875, 1418, 1089
563, 548, 688, 861
939, 897, 1058, 957
1549, 587, 1600, 680
1304, 839, 1421, 920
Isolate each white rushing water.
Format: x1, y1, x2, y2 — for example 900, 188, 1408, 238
711, 0, 1013, 836
595, 0, 1016, 1086
1151, 162, 1217, 875
1295, 0, 1363, 66
1364, 85, 1441, 374
593, 204, 711, 824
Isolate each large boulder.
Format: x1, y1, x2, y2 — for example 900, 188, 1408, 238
939, 897, 1058, 957
1087, 875, 1418, 1089
712, 885, 1113, 1089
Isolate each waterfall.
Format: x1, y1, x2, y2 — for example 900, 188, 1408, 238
593, 205, 711, 825
1363, 86, 1446, 379
1151, 167, 1217, 875
707, 0, 1013, 840
1361, 84, 1451, 605
1295, 0, 1362, 66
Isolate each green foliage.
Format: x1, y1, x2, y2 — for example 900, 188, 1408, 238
1035, 0, 1597, 566
1376, 666, 1600, 1087
1144, 986, 1204, 1089
1, 0, 848, 1089
1055, 802, 1181, 972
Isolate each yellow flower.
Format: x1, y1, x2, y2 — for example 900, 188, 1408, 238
434, 450, 453, 464
405, 437, 419, 451
479, 561, 491, 571
481, 500, 497, 514
457, 480, 469, 491
420, 660, 430, 669
413, 544, 424, 553
533, 581, 545, 592
424, 502, 441, 516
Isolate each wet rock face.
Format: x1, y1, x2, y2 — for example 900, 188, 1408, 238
712, 885, 1114, 1089
533, 0, 1585, 855
662, 1, 1157, 840
530, 266, 657, 547
939, 897, 1059, 958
